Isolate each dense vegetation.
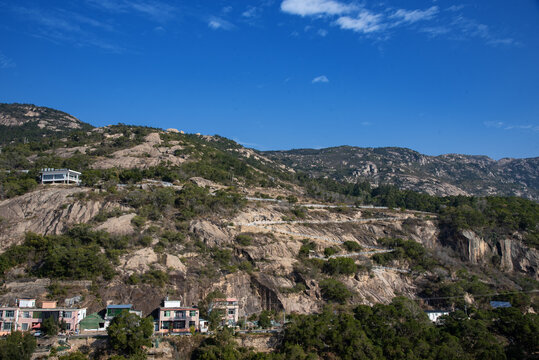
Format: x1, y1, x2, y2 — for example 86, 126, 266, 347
372, 237, 439, 272
0, 225, 119, 280
0, 331, 36, 360
191, 298, 538, 360
107, 311, 154, 358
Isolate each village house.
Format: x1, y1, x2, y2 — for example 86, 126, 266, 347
210, 298, 239, 327
0, 299, 86, 335
156, 299, 199, 334
104, 304, 142, 328
39, 168, 81, 185
425, 310, 450, 324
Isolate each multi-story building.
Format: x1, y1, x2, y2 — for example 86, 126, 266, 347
156, 300, 199, 334
210, 298, 239, 327
39, 168, 81, 185
0, 299, 86, 335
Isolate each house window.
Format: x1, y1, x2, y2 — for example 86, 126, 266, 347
33, 311, 42, 319
21, 323, 28, 331
162, 321, 170, 330
228, 309, 235, 315
2, 322, 11, 331
65, 323, 71, 330
0, 311, 3, 317
164, 311, 170, 317
23, 312, 30, 318
5, 311, 14, 318
62, 311, 72, 318
190, 311, 197, 317
189, 321, 196, 328
175, 320, 186, 329
175, 311, 184, 318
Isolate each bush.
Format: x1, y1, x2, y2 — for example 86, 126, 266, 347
323, 257, 357, 276
324, 247, 338, 257
319, 279, 352, 304
236, 234, 253, 246
343, 241, 362, 252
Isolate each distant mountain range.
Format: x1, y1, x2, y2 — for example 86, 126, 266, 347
1, 102, 537, 200
264, 146, 539, 201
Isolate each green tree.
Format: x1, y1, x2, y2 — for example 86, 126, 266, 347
0, 331, 37, 360
58, 352, 89, 360
258, 311, 271, 329
107, 311, 154, 357
42, 316, 59, 336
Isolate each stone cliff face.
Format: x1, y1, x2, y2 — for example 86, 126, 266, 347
0, 187, 115, 248
448, 229, 539, 279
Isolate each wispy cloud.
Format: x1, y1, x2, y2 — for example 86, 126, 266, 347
390, 6, 438, 25
336, 10, 384, 34
318, 28, 328, 36
208, 17, 235, 30
312, 75, 329, 83
10, 5, 124, 53
281, 0, 356, 17
451, 15, 516, 46
85, 0, 177, 22
0, 52, 15, 69
447, 5, 466, 12
242, 7, 259, 18
484, 121, 539, 132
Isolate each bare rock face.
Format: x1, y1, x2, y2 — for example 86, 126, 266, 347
165, 254, 187, 275
91, 132, 187, 169
497, 239, 539, 278
459, 230, 490, 264
0, 187, 111, 249
189, 220, 232, 247
96, 213, 136, 235
120, 248, 158, 274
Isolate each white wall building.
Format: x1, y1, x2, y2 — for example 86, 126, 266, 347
40, 168, 81, 185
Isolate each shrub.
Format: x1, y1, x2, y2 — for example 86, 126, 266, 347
319, 279, 352, 303
343, 241, 362, 252
323, 257, 357, 276
324, 247, 338, 257
235, 234, 253, 246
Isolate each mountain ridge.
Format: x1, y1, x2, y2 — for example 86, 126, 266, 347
264, 145, 539, 200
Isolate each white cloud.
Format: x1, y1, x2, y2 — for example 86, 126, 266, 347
0, 53, 15, 69
336, 10, 384, 34
452, 15, 516, 46
208, 17, 235, 30
447, 5, 465, 12
86, 0, 176, 22
242, 7, 258, 18
484, 121, 538, 132
281, 0, 355, 17
312, 75, 329, 83
318, 28, 328, 36
390, 6, 439, 25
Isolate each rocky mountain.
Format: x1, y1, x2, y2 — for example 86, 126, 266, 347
0, 105, 536, 355
264, 146, 539, 200
0, 103, 93, 144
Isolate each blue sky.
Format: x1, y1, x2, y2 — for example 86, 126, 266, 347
0, 0, 538, 159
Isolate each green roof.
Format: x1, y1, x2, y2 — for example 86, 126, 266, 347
80, 313, 105, 330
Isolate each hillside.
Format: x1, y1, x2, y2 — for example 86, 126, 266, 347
0, 105, 536, 359
0, 103, 93, 144
264, 146, 539, 201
